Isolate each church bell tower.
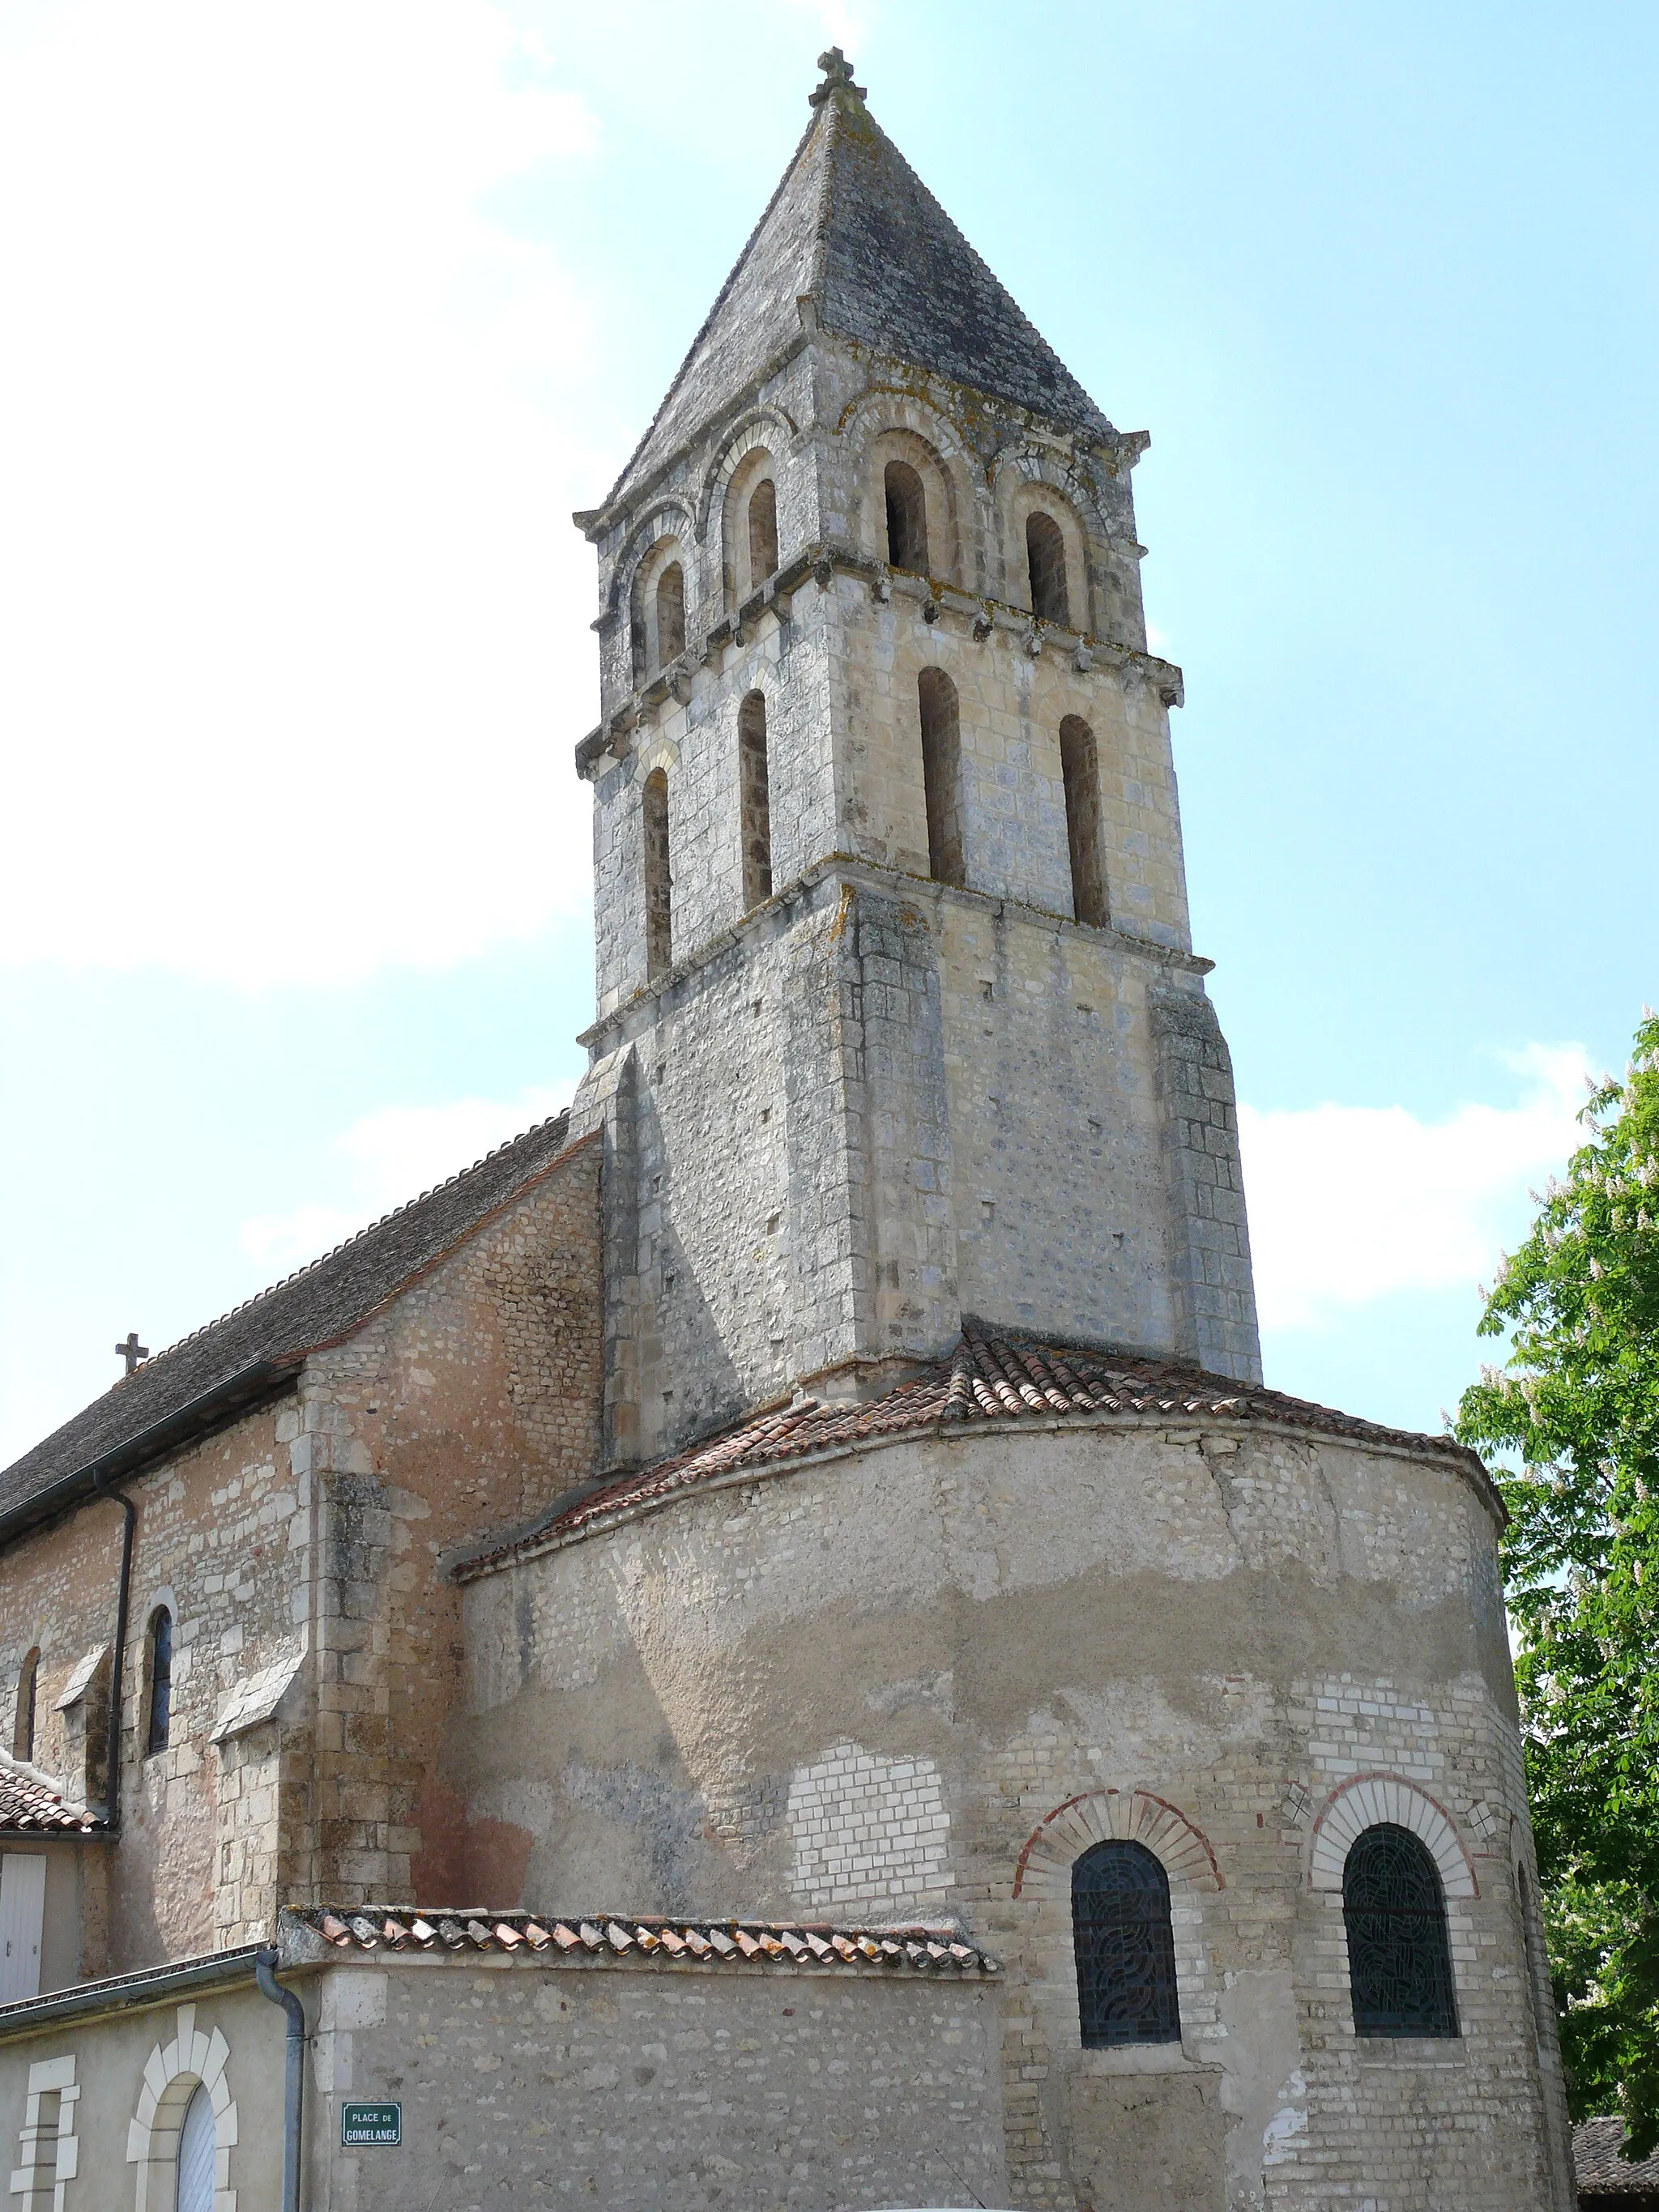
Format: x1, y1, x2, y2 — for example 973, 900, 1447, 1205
569, 50, 1261, 1470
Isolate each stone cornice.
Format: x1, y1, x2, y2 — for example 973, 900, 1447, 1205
575, 854, 1212, 1055
574, 541, 1184, 780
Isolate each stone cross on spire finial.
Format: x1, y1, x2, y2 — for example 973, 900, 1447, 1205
810, 46, 866, 107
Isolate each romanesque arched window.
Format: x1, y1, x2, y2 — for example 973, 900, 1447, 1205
1072, 1839, 1181, 2047
1026, 510, 1070, 625
885, 459, 929, 572
739, 693, 772, 910
1343, 1822, 1459, 2037
918, 668, 964, 889
13, 1649, 38, 1762
655, 562, 686, 667
145, 1607, 173, 1758
747, 478, 778, 591
642, 768, 672, 979
1059, 715, 1107, 927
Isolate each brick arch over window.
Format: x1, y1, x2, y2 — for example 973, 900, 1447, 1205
1013, 1787, 1222, 1900
1308, 1773, 1478, 1898
126, 2002, 238, 2211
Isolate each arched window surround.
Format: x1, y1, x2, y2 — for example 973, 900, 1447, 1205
1342, 1822, 1461, 2038
1013, 1786, 1222, 2055
997, 464, 1096, 634
126, 2001, 238, 2212
626, 529, 694, 684
1026, 509, 1071, 626
1308, 1773, 1477, 1899
853, 411, 965, 586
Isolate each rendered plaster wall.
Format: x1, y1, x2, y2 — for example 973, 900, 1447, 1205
458, 1420, 1567, 2210
0, 1982, 287, 2212
303, 1954, 1006, 2212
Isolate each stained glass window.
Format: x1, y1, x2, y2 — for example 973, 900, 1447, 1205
1072, 1839, 1181, 2047
1343, 1823, 1459, 2038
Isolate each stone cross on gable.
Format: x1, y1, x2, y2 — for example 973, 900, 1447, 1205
811, 46, 866, 105
115, 1331, 149, 1375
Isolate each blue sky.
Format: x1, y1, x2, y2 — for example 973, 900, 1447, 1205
2, 0, 1654, 1465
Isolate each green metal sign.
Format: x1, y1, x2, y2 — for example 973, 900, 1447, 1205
341, 2102, 401, 2147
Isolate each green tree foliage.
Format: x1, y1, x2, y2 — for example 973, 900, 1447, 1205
1456, 1013, 1659, 2155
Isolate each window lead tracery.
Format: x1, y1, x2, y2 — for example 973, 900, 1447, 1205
1072, 1838, 1181, 2047
1343, 1822, 1459, 2037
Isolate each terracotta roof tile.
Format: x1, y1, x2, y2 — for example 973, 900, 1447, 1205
0, 1753, 104, 1835
1575, 2118, 1659, 2196
459, 1321, 1492, 1578
289, 1906, 997, 1975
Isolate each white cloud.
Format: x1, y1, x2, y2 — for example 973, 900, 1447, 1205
241, 1081, 575, 1275
1239, 1043, 1592, 1330
0, 1, 603, 985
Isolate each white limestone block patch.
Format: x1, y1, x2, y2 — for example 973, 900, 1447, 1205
787, 1742, 953, 1909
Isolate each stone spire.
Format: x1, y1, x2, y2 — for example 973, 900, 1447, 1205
604, 53, 1113, 507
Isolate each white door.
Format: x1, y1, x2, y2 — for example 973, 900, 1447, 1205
0, 1853, 45, 2001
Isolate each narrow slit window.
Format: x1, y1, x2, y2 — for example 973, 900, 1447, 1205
13, 1648, 38, 1762
642, 768, 672, 979
885, 459, 929, 572
1073, 1839, 1181, 2047
1026, 511, 1070, 624
1060, 715, 1107, 927
747, 479, 778, 592
655, 562, 685, 667
1343, 1823, 1459, 2037
919, 667, 964, 889
146, 1608, 173, 1757
739, 692, 772, 910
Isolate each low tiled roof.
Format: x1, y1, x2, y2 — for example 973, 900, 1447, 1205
461, 1320, 1492, 1576
0, 1753, 104, 1835
0, 1113, 581, 1539
1576, 2118, 1659, 2196
291, 1906, 997, 1975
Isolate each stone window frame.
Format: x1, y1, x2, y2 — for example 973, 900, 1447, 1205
9, 2052, 78, 2212
1013, 1786, 1223, 2060
711, 420, 793, 609
126, 2001, 238, 2212
615, 502, 698, 685
1306, 1772, 1479, 2044
991, 445, 1110, 637
11, 1647, 40, 1762
842, 394, 972, 588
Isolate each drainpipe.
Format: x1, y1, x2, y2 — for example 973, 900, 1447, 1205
256, 1948, 305, 2212
91, 1471, 136, 1832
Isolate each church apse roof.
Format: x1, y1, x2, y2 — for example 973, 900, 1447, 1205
458, 1320, 1499, 1579
0, 1110, 583, 1541
603, 49, 1115, 511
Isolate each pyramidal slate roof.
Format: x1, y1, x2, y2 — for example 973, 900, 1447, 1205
0, 1111, 582, 1540
607, 51, 1114, 507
